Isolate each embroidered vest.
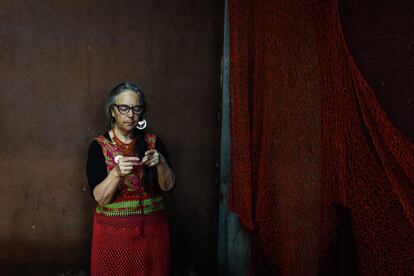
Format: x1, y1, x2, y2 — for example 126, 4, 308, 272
94, 133, 164, 216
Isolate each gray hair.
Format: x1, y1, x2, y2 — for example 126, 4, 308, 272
105, 82, 146, 127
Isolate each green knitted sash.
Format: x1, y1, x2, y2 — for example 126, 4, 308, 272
96, 196, 164, 217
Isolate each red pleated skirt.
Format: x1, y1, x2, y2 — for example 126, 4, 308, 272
90, 211, 170, 276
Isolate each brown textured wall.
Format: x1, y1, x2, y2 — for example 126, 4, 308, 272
0, 0, 222, 274
339, 0, 414, 142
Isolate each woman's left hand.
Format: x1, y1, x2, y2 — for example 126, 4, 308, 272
143, 149, 175, 191
141, 149, 165, 167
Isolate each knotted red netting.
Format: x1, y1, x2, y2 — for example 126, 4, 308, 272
228, 0, 414, 274
91, 212, 170, 276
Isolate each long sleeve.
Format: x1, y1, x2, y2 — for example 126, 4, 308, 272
86, 140, 107, 195
155, 136, 172, 168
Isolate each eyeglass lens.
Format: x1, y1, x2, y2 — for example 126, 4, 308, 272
116, 104, 142, 114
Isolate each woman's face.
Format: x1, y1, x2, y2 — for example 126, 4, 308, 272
111, 90, 142, 132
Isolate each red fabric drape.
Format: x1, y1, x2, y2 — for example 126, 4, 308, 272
228, 0, 414, 275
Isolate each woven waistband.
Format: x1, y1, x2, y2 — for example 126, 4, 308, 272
96, 196, 164, 217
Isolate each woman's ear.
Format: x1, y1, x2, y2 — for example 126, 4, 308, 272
110, 107, 115, 118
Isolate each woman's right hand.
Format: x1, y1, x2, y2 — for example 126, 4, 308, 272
113, 157, 140, 177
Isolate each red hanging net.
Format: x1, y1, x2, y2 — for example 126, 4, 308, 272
228, 0, 414, 274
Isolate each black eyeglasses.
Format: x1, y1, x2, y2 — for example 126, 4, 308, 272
113, 104, 143, 115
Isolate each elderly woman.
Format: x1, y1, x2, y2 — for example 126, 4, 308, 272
86, 82, 175, 276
